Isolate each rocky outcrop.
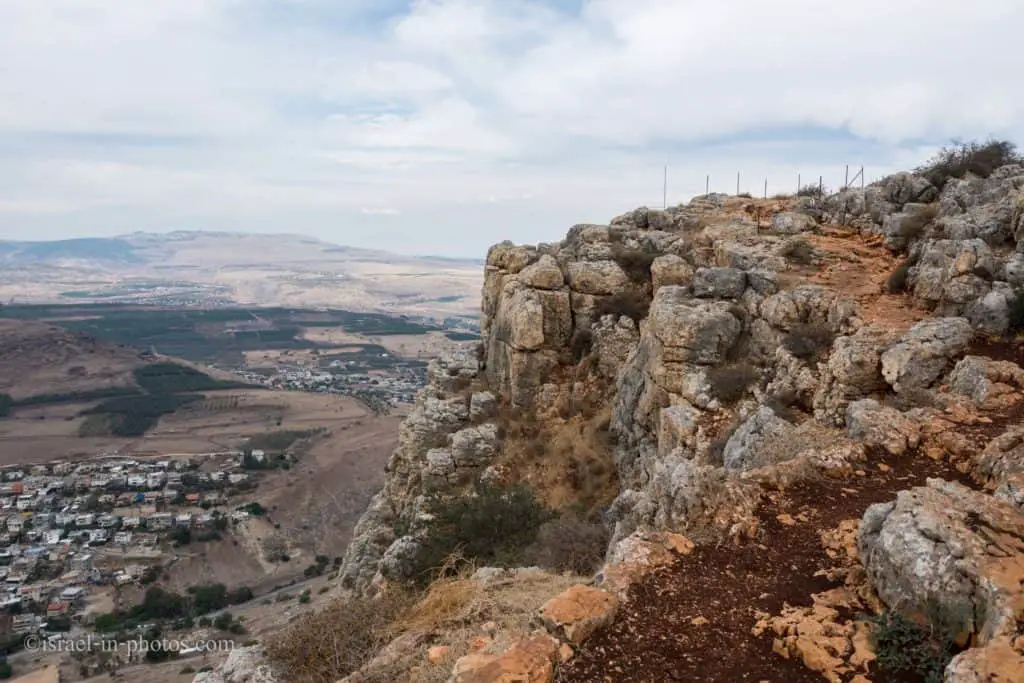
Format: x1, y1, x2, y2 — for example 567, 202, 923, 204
880, 317, 973, 393
947, 355, 1024, 409
845, 399, 920, 456
859, 480, 1024, 680
977, 426, 1024, 509
192, 647, 278, 683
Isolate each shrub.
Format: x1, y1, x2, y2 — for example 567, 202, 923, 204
526, 514, 611, 575
916, 138, 1022, 191
265, 591, 413, 682
764, 390, 804, 423
592, 291, 651, 323
869, 609, 961, 683
797, 183, 825, 197
782, 323, 835, 361
298, 590, 311, 605
780, 238, 814, 265
887, 260, 913, 294
610, 244, 656, 283
0, 394, 11, 418
1009, 286, 1024, 335
898, 203, 939, 246
418, 482, 553, 580
707, 363, 758, 404
570, 328, 593, 363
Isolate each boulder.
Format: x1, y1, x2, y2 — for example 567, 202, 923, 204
449, 423, 499, 468
651, 254, 694, 291
538, 585, 620, 645
691, 267, 747, 299
946, 355, 1024, 408
565, 260, 631, 295
657, 402, 702, 457
880, 317, 973, 393
976, 426, 1024, 509
859, 480, 1024, 680
845, 399, 920, 455
598, 531, 695, 598
722, 406, 794, 471
648, 287, 742, 368
192, 647, 278, 683
813, 326, 895, 425
469, 391, 498, 421
517, 254, 565, 290
771, 211, 817, 234
451, 630, 561, 683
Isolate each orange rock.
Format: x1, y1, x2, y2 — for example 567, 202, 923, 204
469, 636, 493, 652
427, 645, 450, 664
777, 513, 797, 526
451, 631, 560, 683
539, 585, 619, 645
691, 616, 709, 627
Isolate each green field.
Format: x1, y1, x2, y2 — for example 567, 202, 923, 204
0, 304, 443, 365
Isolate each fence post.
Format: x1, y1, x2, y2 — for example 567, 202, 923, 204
819, 175, 823, 196
763, 178, 768, 199
706, 175, 710, 197
861, 166, 865, 190
798, 173, 801, 195
736, 171, 740, 196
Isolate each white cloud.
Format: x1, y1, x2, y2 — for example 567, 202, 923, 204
0, 0, 1022, 257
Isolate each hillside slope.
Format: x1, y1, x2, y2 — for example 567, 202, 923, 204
201, 152, 1024, 683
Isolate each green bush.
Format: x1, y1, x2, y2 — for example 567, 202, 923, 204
298, 591, 311, 604
782, 323, 835, 361
707, 363, 758, 404
0, 395, 10, 418
134, 362, 249, 393
418, 482, 553, 581
869, 609, 960, 683
916, 138, 1022, 191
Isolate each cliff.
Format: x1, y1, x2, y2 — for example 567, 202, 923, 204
204, 148, 1024, 683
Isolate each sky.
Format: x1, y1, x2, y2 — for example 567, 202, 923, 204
0, 0, 1022, 258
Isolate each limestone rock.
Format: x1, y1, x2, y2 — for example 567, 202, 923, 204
880, 317, 973, 393
947, 355, 1024, 408
449, 423, 499, 467
469, 391, 498, 421
977, 426, 1024, 509
565, 260, 631, 296
451, 630, 560, 683
759, 285, 856, 333
657, 402, 702, 457
845, 399, 920, 455
771, 211, 817, 234
651, 254, 694, 291
691, 267, 747, 299
428, 348, 480, 392
517, 254, 565, 290
599, 531, 694, 598
648, 287, 742, 368
538, 585, 619, 645
191, 647, 278, 683
723, 407, 794, 472
859, 479, 1024, 651
591, 315, 640, 380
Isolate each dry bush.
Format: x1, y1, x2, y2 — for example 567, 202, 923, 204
707, 420, 741, 466
782, 323, 835, 362
593, 290, 651, 323
916, 138, 1022, 191
763, 390, 804, 423
797, 183, 826, 197
526, 514, 611, 575
610, 244, 656, 283
887, 259, 913, 294
570, 328, 593, 363
707, 363, 759, 404
265, 589, 415, 682
780, 238, 814, 265
771, 192, 794, 200
882, 388, 938, 412
898, 203, 939, 246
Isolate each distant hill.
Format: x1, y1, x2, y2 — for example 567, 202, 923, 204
0, 231, 483, 318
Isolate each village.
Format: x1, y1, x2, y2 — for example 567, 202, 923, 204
0, 451, 273, 646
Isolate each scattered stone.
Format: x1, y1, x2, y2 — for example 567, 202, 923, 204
539, 585, 620, 645
880, 317, 973, 393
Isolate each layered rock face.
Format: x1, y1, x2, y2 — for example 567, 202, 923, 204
335, 162, 1024, 680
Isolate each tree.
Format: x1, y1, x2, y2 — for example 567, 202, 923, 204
260, 534, 288, 563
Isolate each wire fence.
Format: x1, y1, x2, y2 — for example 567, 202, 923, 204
652, 164, 882, 209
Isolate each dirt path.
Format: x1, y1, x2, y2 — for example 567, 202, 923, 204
556, 450, 971, 683
807, 228, 930, 334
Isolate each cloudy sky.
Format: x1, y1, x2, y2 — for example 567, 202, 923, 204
0, 0, 1021, 258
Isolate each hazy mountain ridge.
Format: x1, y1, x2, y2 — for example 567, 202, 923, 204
0, 231, 484, 318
